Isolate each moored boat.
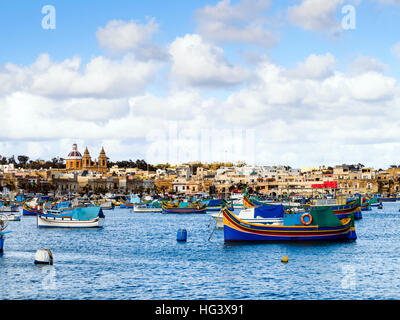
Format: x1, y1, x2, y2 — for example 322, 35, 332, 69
133, 203, 162, 213
378, 197, 397, 202
100, 201, 114, 210
37, 207, 105, 228
0, 202, 19, 213
6, 213, 21, 221
119, 195, 141, 208
222, 206, 356, 242
22, 203, 42, 216
206, 199, 233, 211
162, 202, 207, 214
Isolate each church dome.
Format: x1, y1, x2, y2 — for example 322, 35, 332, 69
67, 144, 82, 159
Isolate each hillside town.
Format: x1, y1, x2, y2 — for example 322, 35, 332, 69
1, 144, 400, 198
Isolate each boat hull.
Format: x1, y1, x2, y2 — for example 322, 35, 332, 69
206, 205, 234, 212
119, 199, 133, 208
133, 204, 162, 212
223, 209, 356, 242
23, 203, 42, 216
162, 206, 207, 214
37, 215, 104, 228
7, 214, 21, 221
378, 197, 397, 202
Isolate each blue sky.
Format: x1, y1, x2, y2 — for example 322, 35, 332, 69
0, 0, 398, 69
1, 0, 400, 168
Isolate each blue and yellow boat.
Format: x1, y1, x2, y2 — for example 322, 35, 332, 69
205, 199, 234, 211
119, 195, 141, 208
162, 201, 207, 214
378, 196, 397, 202
22, 203, 42, 216
222, 206, 356, 242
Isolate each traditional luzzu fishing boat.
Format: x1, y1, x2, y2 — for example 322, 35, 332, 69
360, 196, 372, 211
162, 201, 207, 214
222, 206, 357, 242
360, 201, 371, 211
211, 204, 284, 229
37, 206, 105, 228
205, 199, 234, 211
378, 196, 397, 202
119, 195, 141, 208
22, 202, 42, 216
23, 200, 70, 216
366, 195, 382, 208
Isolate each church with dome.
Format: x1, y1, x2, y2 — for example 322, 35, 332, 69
66, 144, 108, 173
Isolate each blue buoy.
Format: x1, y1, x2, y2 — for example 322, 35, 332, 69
177, 229, 187, 242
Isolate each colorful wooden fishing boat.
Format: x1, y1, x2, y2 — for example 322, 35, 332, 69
222, 206, 356, 242
119, 195, 141, 208
119, 198, 134, 208
378, 197, 397, 202
37, 207, 105, 228
365, 196, 381, 208
162, 203, 207, 214
205, 199, 234, 211
22, 203, 42, 216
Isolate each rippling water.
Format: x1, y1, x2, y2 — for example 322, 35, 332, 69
1, 203, 400, 300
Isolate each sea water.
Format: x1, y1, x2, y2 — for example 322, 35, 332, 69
1, 203, 400, 300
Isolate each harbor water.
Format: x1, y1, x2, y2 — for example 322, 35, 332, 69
1, 203, 400, 300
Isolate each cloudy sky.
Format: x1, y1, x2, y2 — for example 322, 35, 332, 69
1, 0, 400, 168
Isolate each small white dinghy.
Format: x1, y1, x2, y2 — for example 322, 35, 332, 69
133, 203, 162, 213
6, 213, 21, 221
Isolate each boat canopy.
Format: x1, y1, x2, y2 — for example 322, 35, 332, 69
72, 207, 104, 220
254, 204, 284, 219
309, 206, 343, 228
207, 199, 224, 207
129, 195, 141, 204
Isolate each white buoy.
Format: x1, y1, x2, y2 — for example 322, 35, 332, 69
34, 249, 53, 265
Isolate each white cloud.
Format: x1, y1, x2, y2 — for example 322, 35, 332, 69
168, 34, 252, 87
287, 0, 345, 34
374, 0, 400, 4
349, 55, 388, 75
0, 53, 161, 99
391, 42, 400, 59
285, 53, 336, 79
96, 18, 167, 60
195, 0, 277, 48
